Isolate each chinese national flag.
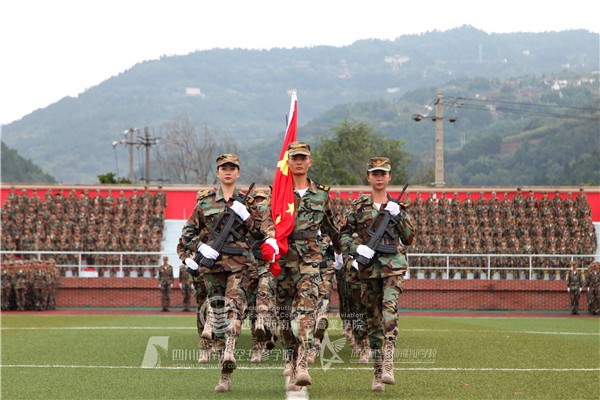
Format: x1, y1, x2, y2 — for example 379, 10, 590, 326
271, 91, 298, 256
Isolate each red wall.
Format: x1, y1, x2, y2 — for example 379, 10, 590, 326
1, 185, 599, 221
56, 277, 582, 311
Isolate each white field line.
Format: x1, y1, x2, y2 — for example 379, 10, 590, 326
1, 364, 599, 372
2, 326, 598, 336
285, 376, 309, 400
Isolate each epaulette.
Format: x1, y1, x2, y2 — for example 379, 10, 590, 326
315, 183, 330, 192
250, 189, 269, 199
196, 189, 215, 201
355, 194, 370, 204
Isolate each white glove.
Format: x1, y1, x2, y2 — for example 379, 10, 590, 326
265, 238, 279, 255
334, 253, 343, 270
230, 200, 250, 221
184, 257, 199, 271
352, 260, 359, 270
356, 244, 375, 259
198, 243, 219, 260
385, 201, 401, 217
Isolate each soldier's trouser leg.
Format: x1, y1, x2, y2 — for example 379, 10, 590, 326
35, 289, 44, 310
315, 268, 334, 340
246, 275, 258, 330
16, 289, 25, 311
350, 281, 368, 343
570, 291, 580, 314
362, 275, 402, 380
276, 267, 299, 358
205, 271, 249, 374
161, 286, 170, 310
256, 270, 277, 343
181, 289, 191, 310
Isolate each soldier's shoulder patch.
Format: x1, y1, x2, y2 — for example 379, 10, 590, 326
196, 189, 215, 201
355, 194, 370, 204
315, 182, 330, 192
250, 189, 269, 200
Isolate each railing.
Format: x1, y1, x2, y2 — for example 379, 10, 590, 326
1, 251, 597, 280
0, 251, 178, 278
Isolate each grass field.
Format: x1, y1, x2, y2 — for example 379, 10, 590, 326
1, 312, 599, 399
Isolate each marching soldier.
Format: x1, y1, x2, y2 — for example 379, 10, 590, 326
273, 141, 341, 391
177, 154, 277, 393
246, 189, 279, 363
340, 157, 415, 392
158, 257, 174, 312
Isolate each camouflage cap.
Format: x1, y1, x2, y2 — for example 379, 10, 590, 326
367, 157, 391, 172
216, 154, 240, 167
287, 141, 311, 156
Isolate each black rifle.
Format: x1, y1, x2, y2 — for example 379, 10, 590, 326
187, 183, 255, 275
355, 183, 409, 269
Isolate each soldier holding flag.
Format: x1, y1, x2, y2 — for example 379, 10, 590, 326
272, 140, 342, 391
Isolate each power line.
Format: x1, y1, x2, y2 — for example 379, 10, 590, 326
446, 96, 600, 121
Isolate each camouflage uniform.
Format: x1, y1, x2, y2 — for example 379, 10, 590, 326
177, 154, 275, 392
179, 264, 193, 312
566, 266, 585, 314
340, 157, 416, 391
276, 177, 341, 371
178, 238, 212, 364
584, 263, 599, 315
245, 190, 278, 363
13, 268, 27, 310
33, 267, 48, 310
1, 268, 13, 310
274, 141, 341, 390
158, 257, 173, 311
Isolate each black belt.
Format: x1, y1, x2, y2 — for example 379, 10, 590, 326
289, 231, 319, 240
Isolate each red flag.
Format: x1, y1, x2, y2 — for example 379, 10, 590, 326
271, 91, 297, 255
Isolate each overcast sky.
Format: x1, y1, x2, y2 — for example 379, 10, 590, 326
0, 0, 597, 125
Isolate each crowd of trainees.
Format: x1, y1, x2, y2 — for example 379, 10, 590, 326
1, 260, 59, 311
0, 186, 167, 276
0, 185, 596, 280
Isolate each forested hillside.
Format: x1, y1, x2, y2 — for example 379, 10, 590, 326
1, 26, 598, 184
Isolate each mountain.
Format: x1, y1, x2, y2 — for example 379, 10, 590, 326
0, 141, 57, 184
1, 26, 598, 183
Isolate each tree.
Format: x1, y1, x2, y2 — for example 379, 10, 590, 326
97, 172, 131, 184
153, 115, 239, 184
310, 120, 411, 185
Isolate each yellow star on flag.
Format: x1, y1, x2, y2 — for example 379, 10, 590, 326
277, 151, 290, 176
285, 202, 294, 215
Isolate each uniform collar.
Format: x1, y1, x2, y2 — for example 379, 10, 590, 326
215, 187, 241, 202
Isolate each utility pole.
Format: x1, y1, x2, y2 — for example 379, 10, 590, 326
140, 127, 161, 186
127, 128, 135, 182
434, 92, 445, 187
412, 91, 457, 187
112, 127, 160, 184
